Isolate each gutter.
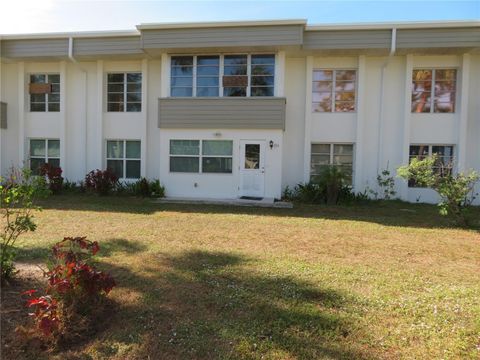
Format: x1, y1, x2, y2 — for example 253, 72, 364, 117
68, 37, 88, 176
376, 28, 396, 177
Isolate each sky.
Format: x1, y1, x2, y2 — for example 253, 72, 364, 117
0, 0, 478, 35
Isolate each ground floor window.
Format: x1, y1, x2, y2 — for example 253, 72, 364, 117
106, 140, 141, 179
170, 139, 233, 173
408, 144, 454, 187
29, 139, 60, 174
310, 143, 354, 184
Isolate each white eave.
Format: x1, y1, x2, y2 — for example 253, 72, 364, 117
306, 20, 480, 31
136, 19, 307, 30
0, 29, 140, 40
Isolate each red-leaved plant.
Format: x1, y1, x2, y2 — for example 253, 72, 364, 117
39, 163, 64, 194
22, 237, 116, 338
84, 169, 118, 195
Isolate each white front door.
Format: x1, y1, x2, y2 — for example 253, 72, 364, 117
239, 140, 265, 198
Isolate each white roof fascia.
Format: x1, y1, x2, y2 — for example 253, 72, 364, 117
137, 19, 307, 30
306, 20, 480, 31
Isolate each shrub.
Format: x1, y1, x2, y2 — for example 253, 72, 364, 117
22, 237, 116, 339
286, 167, 360, 205
84, 169, 118, 195
149, 179, 165, 198
1, 168, 49, 282
314, 166, 348, 205
134, 178, 150, 198
398, 156, 479, 226
40, 163, 64, 194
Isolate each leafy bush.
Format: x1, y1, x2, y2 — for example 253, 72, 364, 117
314, 166, 348, 205
1, 168, 49, 282
149, 179, 165, 198
84, 169, 118, 195
40, 163, 64, 194
286, 167, 356, 205
369, 168, 397, 200
115, 178, 165, 198
22, 237, 116, 339
398, 156, 479, 226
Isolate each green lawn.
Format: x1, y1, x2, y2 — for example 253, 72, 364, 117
2, 195, 480, 359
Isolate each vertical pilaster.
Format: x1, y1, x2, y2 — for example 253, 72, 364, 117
18, 62, 25, 167
303, 56, 313, 182
354, 55, 366, 192
60, 61, 67, 175
96, 60, 104, 169
400, 54, 414, 200
160, 53, 169, 180
458, 53, 470, 173
141, 58, 148, 178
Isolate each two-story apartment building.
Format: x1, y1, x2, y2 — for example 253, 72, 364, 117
0, 19, 479, 203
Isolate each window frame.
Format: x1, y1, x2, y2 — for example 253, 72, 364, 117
411, 68, 457, 114
28, 138, 61, 173
106, 72, 142, 112
312, 69, 358, 113
310, 143, 355, 185
105, 139, 142, 180
169, 139, 234, 174
29, 73, 61, 112
169, 53, 275, 98
408, 144, 455, 188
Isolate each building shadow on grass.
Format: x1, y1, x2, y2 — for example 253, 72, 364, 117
38, 193, 474, 230
88, 250, 379, 360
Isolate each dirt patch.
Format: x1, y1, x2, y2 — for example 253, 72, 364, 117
1, 263, 46, 359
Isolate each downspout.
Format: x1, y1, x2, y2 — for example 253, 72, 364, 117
377, 28, 396, 176
68, 37, 88, 178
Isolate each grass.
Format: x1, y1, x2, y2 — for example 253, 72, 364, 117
2, 194, 480, 359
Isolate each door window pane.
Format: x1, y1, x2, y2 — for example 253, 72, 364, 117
244, 144, 260, 169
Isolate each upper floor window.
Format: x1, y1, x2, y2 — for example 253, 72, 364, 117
170, 54, 275, 98
106, 140, 141, 179
310, 143, 354, 185
107, 73, 142, 112
29, 139, 60, 174
408, 144, 454, 187
312, 70, 356, 113
411, 69, 456, 113
29, 74, 60, 112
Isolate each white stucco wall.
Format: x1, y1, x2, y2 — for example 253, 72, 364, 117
0, 52, 478, 204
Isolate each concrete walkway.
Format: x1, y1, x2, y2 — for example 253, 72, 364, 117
155, 196, 293, 208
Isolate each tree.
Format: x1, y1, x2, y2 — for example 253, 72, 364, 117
0, 168, 49, 282
397, 156, 479, 227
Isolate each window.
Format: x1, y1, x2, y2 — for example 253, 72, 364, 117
411, 69, 456, 113
170, 54, 275, 97
312, 70, 356, 113
29, 139, 60, 174
169, 140, 233, 173
107, 73, 142, 112
310, 143, 354, 184
106, 140, 141, 179
250, 54, 275, 97
30, 74, 60, 112
408, 144, 454, 187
